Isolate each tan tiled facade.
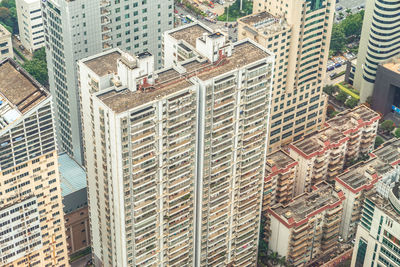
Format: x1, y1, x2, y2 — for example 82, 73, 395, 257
239, 0, 336, 152
0, 24, 13, 60
0, 59, 68, 267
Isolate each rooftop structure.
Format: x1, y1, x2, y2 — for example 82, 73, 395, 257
290, 127, 348, 159
270, 182, 344, 226
239, 11, 289, 35
382, 56, 400, 75
266, 150, 297, 175
326, 105, 380, 135
0, 59, 49, 130
169, 24, 211, 47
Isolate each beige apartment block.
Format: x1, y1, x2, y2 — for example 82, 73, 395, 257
289, 105, 380, 196
262, 150, 297, 239
325, 105, 380, 162
0, 58, 68, 266
80, 23, 274, 267
269, 182, 345, 266
289, 127, 348, 195
0, 24, 13, 60
239, 0, 336, 152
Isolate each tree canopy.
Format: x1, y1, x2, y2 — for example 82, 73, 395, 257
330, 24, 346, 53
23, 48, 48, 86
0, 0, 17, 33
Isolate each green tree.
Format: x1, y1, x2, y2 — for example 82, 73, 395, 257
33, 47, 47, 62
341, 12, 364, 38
345, 97, 358, 108
336, 90, 348, 103
395, 128, 400, 138
374, 136, 384, 149
330, 24, 346, 53
323, 85, 338, 95
0, 0, 16, 9
380, 120, 395, 133
23, 59, 48, 86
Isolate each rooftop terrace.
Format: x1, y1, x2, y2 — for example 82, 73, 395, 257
382, 56, 400, 75
239, 11, 289, 35
373, 138, 400, 165
0, 58, 49, 130
266, 150, 296, 171
169, 24, 211, 47
326, 105, 380, 132
91, 40, 270, 113
291, 127, 347, 156
369, 190, 400, 224
271, 182, 342, 225
84, 51, 121, 77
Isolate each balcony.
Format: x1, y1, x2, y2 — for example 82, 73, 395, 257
100, 0, 111, 7
101, 16, 110, 25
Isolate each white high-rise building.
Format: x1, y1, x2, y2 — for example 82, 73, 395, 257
16, 0, 45, 52
41, 0, 173, 164
79, 23, 274, 267
354, 0, 400, 102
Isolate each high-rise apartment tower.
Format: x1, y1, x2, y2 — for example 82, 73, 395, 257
42, 0, 173, 164
0, 58, 69, 267
79, 23, 274, 267
239, 0, 336, 152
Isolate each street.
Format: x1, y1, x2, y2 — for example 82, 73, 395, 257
70, 254, 92, 267
324, 64, 346, 86
335, 0, 365, 23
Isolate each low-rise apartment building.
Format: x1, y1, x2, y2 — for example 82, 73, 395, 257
289, 127, 348, 195
0, 24, 13, 60
263, 150, 297, 239
335, 138, 400, 242
59, 153, 90, 256
80, 23, 274, 267
326, 105, 380, 162
269, 182, 345, 266
0, 58, 68, 266
351, 187, 400, 267
289, 105, 380, 195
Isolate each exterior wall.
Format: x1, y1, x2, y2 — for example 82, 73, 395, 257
354, 0, 400, 102
16, 0, 44, 52
42, 0, 174, 164
0, 25, 13, 60
372, 64, 400, 116
0, 99, 69, 267
241, 0, 335, 152
65, 206, 90, 255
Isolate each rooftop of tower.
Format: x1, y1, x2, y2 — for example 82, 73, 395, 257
266, 150, 297, 173
85, 39, 271, 113
169, 24, 212, 47
238, 11, 289, 35
382, 56, 400, 75
0, 58, 49, 131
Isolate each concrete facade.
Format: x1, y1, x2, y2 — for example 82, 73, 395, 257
0, 24, 13, 60
372, 56, 400, 116
16, 0, 45, 52
79, 23, 274, 267
42, 0, 173, 164
239, 0, 336, 152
